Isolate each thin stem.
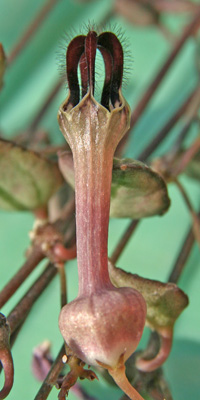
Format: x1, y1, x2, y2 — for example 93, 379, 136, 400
0, 246, 44, 308
110, 90, 200, 279
0, 199, 75, 311
136, 329, 173, 372
110, 220, 139, 264
171, 116, 199, 156
172, 136, 200, 177
109, 363, 145, 400
111, 88, 199, 265
6, 218, 76, 341
34, 344, 66, 400
168, 225, 195, 283
174, 178, 200, 248
28, 79, 64, 135
58, 265, 67, 308
130, 8, 200, 130
112, 90, 200, 272
138, 86, 200, 162
7, 0, 60, 65
116, 9, 200, 155
7, 262, 57, 334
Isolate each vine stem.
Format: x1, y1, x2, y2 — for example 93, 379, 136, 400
0, 246, 44, 308
34, 344, 66, 400
138, 85, 200, 162
28, 79, 64, 135
7, 262, 57, 335
172, 136, 200, 177
6, 218, 76, 336
58, 264, 67, 309
130, 7, 200, 130
168, 222, 195, 283
111, 84, 200, 264
0, 196, 75, 310
110, 220, 139, 264
116, 8, 200, 155
7, 0, 60, 65
174, 178, 200, 248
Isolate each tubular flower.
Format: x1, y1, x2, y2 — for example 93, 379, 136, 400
58, 30, 146, 400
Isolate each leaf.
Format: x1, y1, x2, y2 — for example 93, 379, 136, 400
0, 139, 64, 211
108, 261, 188, 332
0, 43, 6, 90
108, 261, 188, 371
58, 152, 170, 219
110, 158, 170, 218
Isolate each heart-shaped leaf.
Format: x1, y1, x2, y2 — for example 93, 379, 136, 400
108, 261, 188, 371
58, 152, 170, 219
108, 261, 188, 331
110, 158, 170, 218
0, 44, 6, 90
0, 139, 64, 211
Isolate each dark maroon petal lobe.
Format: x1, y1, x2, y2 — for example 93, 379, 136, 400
65, 31, 124, 109
85, 31, 98, 95
79, 52, 88, 98
66, 35, 85, 107
98, 32, 124, 107
98, 46, 113, 109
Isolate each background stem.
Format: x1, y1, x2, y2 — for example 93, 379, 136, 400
7, 0, 60, 65
0, 246, 44, 308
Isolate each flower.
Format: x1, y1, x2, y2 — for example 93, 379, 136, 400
58, 30, 146, 400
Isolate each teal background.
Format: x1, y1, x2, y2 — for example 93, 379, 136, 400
0, 0, 200, 399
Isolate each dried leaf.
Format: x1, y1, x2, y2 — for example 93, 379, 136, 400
58, 152, 170, 219
0, 139, 63, 211
108, 261, 188, 332
0, 43, 6, 90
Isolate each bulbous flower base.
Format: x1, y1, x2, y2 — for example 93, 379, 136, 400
59, 286, 146, 368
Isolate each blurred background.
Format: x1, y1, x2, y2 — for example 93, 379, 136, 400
0, 0, 200, 399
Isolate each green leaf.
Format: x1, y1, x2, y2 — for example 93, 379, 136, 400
110, 158, 170, 218
108, 261, 188, 331
0, 139, 64, 211
0, 43, 6, 90
58, 152, 170, 219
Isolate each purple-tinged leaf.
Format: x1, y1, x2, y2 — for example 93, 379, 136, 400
108, 261, 188, 371
0, 139, 63, 211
